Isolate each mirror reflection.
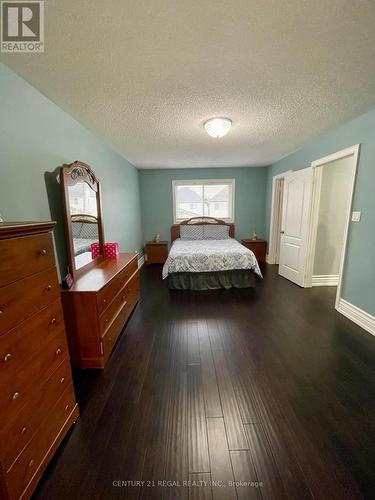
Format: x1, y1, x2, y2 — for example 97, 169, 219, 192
68, 182, 99, 269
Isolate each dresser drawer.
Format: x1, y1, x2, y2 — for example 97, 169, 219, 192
0, 327, 68, 418
0, 233, 55, 287
5, 385, 76, 500
127, 270, 140, 301
0, 299, 64, 377
0, 358, 72, 472
99, 285, 129, 335
99, 270, 140, 335
97, 257, 138, 315
0, 267, 60, 336
101, 299, 136, 363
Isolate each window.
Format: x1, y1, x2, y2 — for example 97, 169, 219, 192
172, 179, 235, 223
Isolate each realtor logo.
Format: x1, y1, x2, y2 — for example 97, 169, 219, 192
1, 1, 44, 52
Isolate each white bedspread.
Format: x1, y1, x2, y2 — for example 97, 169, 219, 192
162, 238, 262, 279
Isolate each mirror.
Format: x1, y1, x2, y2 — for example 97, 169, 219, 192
69, 183, 99, 269
61, 161, 104, 278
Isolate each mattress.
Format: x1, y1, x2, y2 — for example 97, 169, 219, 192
162, 238, 262, 279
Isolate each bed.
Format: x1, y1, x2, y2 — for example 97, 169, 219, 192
162, 217, 262, 290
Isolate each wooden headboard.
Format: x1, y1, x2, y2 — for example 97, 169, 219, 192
171, 217, 235, 242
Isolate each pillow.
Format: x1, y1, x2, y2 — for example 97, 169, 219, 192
203, 224, 229, 239
180, 224, 204, 240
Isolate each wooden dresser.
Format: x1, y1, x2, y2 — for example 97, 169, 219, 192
61, 253, 140, 369
0, 222, 79, 500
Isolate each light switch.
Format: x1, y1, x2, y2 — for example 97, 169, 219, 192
351, 211, 361, 222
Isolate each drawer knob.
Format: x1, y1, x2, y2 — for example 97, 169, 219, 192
60, 377, 65, 384
13, 392, 20, 401
65, 404, 70, 412
46, 284, 52, 291
21, 426, 27, 435
0, 309, 3, 315
28, 459, 35, 468
40, 249, 47, 256
4, 353, 12, 362
50, 317, 57, 325
105, 318, 109, 324
103, 299, 107, 304
56, 348, 62, 356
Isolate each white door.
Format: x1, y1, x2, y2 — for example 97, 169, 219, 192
279, 168, 313, 286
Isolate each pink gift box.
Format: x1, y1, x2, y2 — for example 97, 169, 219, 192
105, 242, 120, 259
91, 242, 100, 258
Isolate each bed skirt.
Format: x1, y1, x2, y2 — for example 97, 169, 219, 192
168, 269, 256, 290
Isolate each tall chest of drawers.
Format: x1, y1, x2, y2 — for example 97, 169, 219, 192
0, 222, 79, 500
61, 253, 140, 369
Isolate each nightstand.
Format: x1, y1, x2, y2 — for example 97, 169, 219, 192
146, 241, 169, 264
241, 239, 267, 263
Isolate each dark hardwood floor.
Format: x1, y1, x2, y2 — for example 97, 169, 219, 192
33, 264, 375, 500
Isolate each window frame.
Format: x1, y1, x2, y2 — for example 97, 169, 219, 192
172, 178, 235, 223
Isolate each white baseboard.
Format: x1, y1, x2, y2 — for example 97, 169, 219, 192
266, 253, 277, 265
312, 274, 339, 286
337, 298, 375, 337
138, 254, 145, 269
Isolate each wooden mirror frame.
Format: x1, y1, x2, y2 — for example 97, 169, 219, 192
60, 161, 105, 278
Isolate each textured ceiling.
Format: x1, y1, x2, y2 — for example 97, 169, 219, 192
2, 0, 375, 168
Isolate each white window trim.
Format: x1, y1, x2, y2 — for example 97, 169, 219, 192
172, 179, 235, 223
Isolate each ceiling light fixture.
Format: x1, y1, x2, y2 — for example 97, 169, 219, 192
204, 117, 232, 138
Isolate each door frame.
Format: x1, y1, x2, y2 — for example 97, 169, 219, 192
305, 144, 360, 309
268, 171, 292, 264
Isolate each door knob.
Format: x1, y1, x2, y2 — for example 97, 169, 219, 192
280, 230, 285, 234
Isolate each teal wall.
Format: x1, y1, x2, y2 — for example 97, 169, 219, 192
265, 108, 375, 316
0, 63, 142, 277
139, 167, 268, 245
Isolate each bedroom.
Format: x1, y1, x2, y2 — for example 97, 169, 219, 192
0, 1, 375, 499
